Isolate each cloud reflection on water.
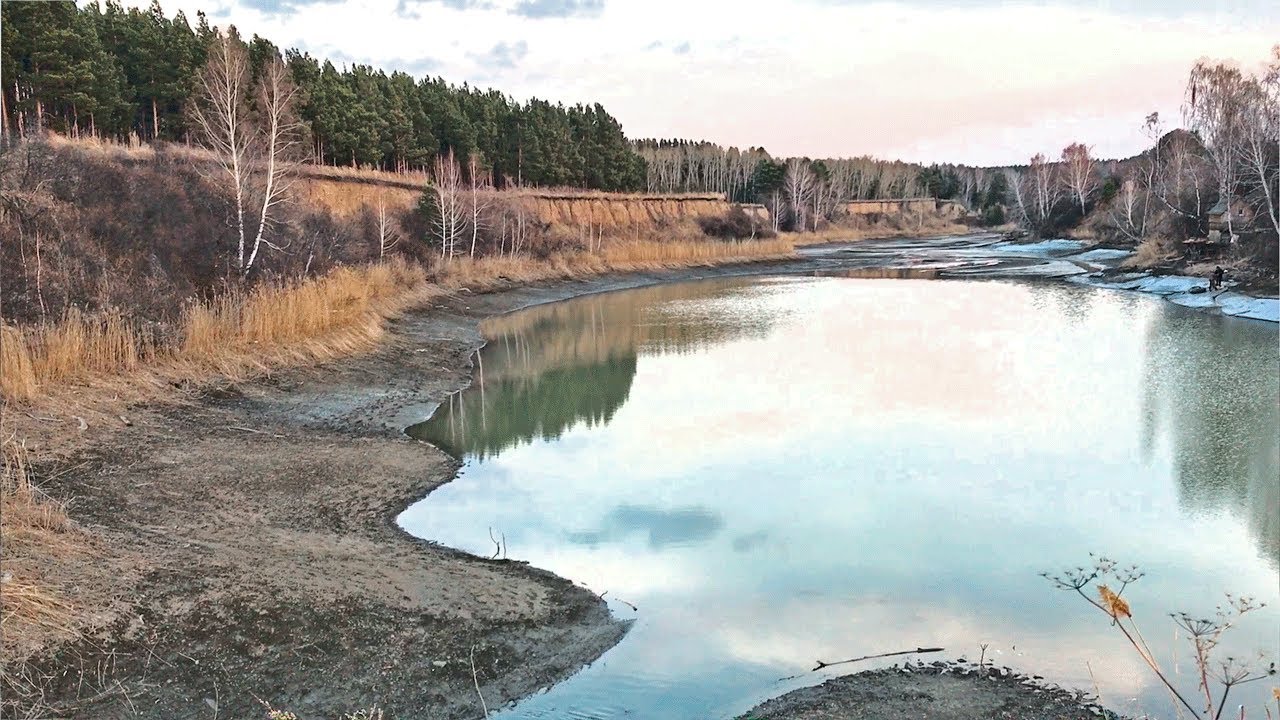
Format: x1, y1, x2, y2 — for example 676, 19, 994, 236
399, 276, 1279, 720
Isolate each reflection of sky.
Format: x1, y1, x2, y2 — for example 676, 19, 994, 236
398, 278, 1280, 720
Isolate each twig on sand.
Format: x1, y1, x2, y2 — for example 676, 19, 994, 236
813, 647, 945, 672
470, 644, 489, 718
223, 425, 284, 438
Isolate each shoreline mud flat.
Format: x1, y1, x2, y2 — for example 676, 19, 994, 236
23, 233, 1267, 719
737, 661, 1123, 720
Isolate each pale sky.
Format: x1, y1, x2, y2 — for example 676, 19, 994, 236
119, 0, 1278, 166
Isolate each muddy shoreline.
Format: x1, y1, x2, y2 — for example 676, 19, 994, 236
737, 661, 1122, 720
24, 234, 1253, 718
23, 258, 826, 720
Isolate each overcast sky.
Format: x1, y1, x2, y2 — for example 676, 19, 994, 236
118, 0, 1277, 166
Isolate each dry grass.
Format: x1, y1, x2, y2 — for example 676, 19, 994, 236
0, 425, 80, 687
300, 177, 422, 216
785, 214, 972, 246
1122, 237, 1181, 269
1, 261, 432, 406
601, 237, 792, 267
432, 236, 794, 292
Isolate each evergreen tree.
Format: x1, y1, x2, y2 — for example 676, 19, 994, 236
0, 0, 649, 189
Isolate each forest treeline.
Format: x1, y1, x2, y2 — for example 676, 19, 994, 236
0, 0, 963, 217
2, 0, 1274, 254
0, 0, 644, 190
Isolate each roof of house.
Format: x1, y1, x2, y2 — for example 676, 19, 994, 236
1208, 197, 1230, 215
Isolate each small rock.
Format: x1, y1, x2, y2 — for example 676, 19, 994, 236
432, 660, 447, 668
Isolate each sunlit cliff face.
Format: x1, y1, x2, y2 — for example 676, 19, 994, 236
117, 0, 1277, 165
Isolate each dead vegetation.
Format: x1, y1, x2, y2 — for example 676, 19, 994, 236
785, 211, 972, 246
0, 261, 432, 407
0, 423, 85, 713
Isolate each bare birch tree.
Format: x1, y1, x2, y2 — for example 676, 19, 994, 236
189, 31, 251, 269
466, 154, 493, 258
1006, 168, 1032, 227
1184, 59, 1251, 237
1110, 176, 1148, 241
431, 150, 465, 258
243, 56, 302, 272
1237, 47, 1280, 238
765, 189, 784, 233
1060, 142, 1097, 214
783, 158, 816, 231
1027, 153, 1059, 228
376, 198, 402, 260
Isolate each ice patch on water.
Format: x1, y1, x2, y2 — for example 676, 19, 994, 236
1068, 273, 1278, 322
990, 239, 1086, 256
1129, 275, 1208, 295
953, 259, 1087, 278
1167, 292, 1219, 309
1070, 249, 1134, 264
1217, 294, 1280, 322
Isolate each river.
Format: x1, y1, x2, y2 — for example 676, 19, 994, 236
399, 275, 1279, 719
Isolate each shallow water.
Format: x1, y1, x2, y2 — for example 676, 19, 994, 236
400, 276, 1280, 720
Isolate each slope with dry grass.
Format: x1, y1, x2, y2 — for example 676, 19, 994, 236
785, 211, 973, 246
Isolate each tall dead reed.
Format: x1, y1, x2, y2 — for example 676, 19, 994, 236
1, 261, 429, 405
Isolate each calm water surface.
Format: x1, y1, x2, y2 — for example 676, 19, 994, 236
399, 277, 1279, 720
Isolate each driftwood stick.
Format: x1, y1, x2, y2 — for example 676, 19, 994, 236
470, 644, 489, 718
813, 646, 944, 672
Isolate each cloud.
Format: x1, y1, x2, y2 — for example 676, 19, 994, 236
394, 0, 493, 18
731, 529, 770, 553
238, 0, 344, 16
469, 40, 529, 70
809, 0, 1276, 21
510, 0, 605, 19
568, 504, 725, 549
383, 55, 443, 76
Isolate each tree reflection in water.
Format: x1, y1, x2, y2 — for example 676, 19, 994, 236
407, 278, 787, 460
1141, 309, 1280, 568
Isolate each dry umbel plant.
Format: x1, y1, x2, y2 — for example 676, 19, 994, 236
1044, 554, 1276, 719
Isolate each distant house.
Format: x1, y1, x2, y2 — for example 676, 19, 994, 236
1206, 197, 1248, 243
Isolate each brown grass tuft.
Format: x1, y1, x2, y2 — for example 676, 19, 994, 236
0, 326, 37, 402
1, 425, 79, 682
1122, 237, 1180, 269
